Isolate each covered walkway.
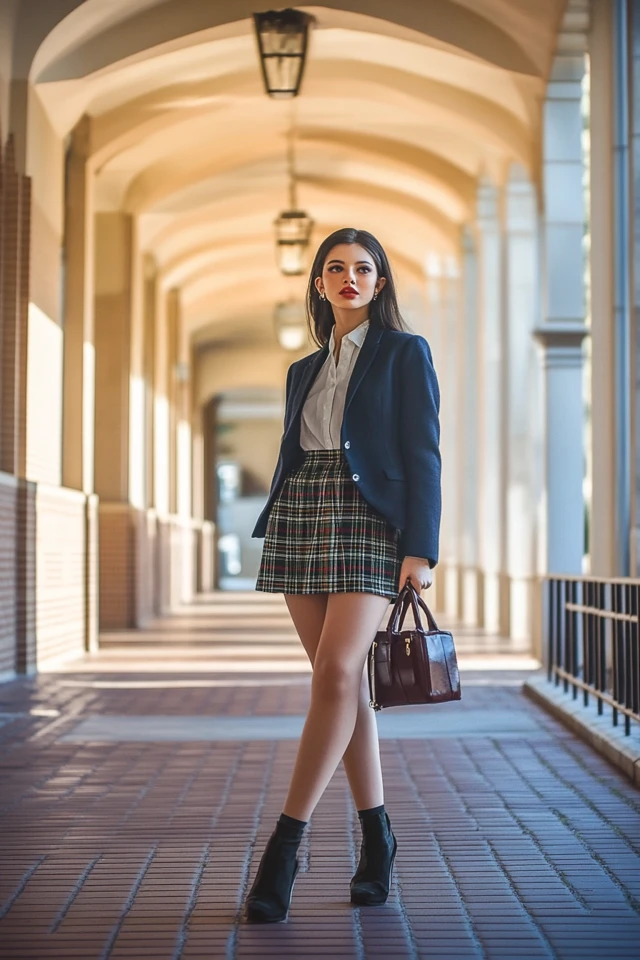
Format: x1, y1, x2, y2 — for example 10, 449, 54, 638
0, 595, 639, 959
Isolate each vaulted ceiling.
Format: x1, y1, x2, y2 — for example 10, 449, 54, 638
17, 0, 569, 347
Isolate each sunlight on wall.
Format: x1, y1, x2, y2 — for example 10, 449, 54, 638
154, 395, 169, 514
83, 341, 95, 494
129, 374, 145, 509
27, 302, 62, 485
177, 419, 191, 518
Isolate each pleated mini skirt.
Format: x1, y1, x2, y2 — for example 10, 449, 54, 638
255, 448, 401, 599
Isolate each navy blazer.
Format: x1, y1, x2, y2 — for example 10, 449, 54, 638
251, 319, 442, 566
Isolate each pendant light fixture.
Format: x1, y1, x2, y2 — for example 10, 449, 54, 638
273, 299, 307, 350
274, 109, 314, 276
253, 8, 314, 99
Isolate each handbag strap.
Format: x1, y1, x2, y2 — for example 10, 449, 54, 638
387, 580, 440, 636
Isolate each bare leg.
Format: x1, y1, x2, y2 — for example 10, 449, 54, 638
285, 594, 384, 810
282, 592, 389, 822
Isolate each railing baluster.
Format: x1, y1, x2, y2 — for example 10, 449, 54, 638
582, 580, 589, 707
632, 586, 639, 718
540, 574, 639, 735
597, 581, 605, 716
624, 584, 632, 736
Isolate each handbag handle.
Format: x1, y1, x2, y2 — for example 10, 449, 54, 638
387, 579, 440, 636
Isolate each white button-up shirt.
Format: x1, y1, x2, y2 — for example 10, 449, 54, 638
300, 318, 370, 450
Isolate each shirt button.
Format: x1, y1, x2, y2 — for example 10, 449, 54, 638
344, 441, 350, 449
352, 473, 360, 481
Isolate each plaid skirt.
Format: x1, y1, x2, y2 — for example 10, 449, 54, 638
255, 449, 402, 599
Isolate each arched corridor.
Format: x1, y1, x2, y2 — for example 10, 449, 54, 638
0, 0, 596, 668
1, 1, 640, 956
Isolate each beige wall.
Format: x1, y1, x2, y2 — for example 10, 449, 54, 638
26, 85, 64, 324
196, 344, 304, 410
217, 418, 283, 495
26, 303, 63, 485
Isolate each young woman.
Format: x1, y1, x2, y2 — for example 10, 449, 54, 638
246, 227, 441, 923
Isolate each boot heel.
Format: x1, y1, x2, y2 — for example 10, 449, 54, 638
244, 824, 303, 923
350, 810, 397, 906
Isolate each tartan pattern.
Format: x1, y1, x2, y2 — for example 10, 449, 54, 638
256, 449, 402, 599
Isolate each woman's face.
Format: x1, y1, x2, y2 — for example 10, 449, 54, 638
315, 243, 386, 310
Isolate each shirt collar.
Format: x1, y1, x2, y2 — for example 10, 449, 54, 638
328, 318, 370, 353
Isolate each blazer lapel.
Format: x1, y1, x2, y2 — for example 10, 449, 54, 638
344, 322, 384, 415
283, 344, 329, 442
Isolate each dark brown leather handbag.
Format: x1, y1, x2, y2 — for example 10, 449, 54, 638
368, 580, 462, 710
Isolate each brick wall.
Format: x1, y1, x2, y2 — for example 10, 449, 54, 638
99, 504, 212, 628
155, 515, 201, 615
0, 473, 19, 677
0, 471, 89, 676
34, 483, 86, 667
2, 480, 214, 663
98, 503, 134, 629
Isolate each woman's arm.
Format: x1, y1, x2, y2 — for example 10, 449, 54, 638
398, 335, 442, 569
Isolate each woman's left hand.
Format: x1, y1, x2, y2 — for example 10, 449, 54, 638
398, 556, 433, 594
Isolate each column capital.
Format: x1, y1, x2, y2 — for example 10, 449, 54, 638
532, 325, 589, 367
553, 0, 589, 58
532, 324, 589, 347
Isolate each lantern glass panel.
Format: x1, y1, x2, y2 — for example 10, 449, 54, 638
254, 10, 311, 97
259, 21, 306, 57
274, 210, 313, 275
263, 57, 303, 99
274, 210, 313, 244
274, 300, 307, 350
276, 243, 306, 276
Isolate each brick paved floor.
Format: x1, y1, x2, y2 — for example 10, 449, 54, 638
0, 593, 639, 960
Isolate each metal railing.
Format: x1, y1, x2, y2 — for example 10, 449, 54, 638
545, 576, 640, 735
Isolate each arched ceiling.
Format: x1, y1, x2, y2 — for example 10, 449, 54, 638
20, 0, 568, 350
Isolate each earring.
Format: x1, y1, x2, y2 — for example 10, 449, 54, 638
319, 291, 326, 300
373, 292, 378, 301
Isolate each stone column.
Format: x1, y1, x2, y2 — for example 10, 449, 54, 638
61, 117, 98, 651
441, 255, 461, 618
476, 179, 506, 633
94, 212, 154, 627
458, 225, 480, 625
143, 256, 157, 512
62, 117, 95, 496
166, 288, 180, 517
504, 166, 539, 647
629, 0, 640, 574
423, 254, 446, 612
534, 35, 589, 576
154, 284, 170, 518
0, 133, 29, 479
588, 0, 616, 576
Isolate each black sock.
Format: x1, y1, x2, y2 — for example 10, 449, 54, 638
357, 803, 385, 820
276, 812, 307, 841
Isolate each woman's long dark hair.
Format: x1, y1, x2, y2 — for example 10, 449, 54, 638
306, 228, 408, 347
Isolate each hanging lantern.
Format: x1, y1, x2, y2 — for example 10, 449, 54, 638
274, 209, 314, 276
274, 299, 307, 350
253, 9, 313, 98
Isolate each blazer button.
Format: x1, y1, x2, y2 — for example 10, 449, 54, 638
352, 473, 360, 481
344, 440, 351, 449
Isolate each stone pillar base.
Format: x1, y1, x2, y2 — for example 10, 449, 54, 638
98, 503, 136, 629
508, 574, 537, 652
460, 566, 482, 626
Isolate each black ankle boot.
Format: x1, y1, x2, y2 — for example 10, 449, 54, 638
244, 814, 306, 923
350, 805, 397, 906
